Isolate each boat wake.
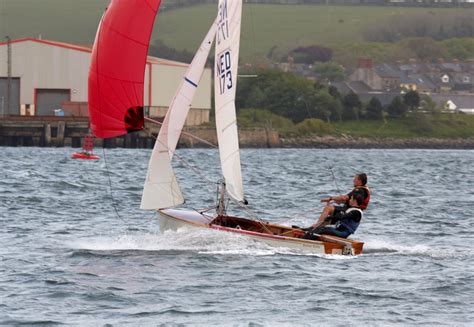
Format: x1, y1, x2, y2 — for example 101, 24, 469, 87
68, 227, 353, 259
69, 230, 469, 259
363, 238, 470, 258
68, 227, 274, 256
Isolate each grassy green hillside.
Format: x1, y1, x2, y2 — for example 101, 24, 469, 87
331, 114, 474, 139
155, 4, 467, 61
0, 0, 108, 45
1, 1, 467, 61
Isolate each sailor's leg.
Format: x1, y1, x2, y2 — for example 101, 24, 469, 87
315, 226, 351, 238
315, 205, 335, 226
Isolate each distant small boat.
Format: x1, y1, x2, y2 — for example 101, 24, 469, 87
71, 135, 100, 160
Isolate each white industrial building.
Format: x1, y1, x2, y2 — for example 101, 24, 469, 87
0, 38, 212, 125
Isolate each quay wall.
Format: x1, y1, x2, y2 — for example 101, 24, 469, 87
2, 117, 474, 149
0, 117, 279, 148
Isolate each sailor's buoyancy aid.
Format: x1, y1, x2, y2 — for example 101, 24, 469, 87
352, 185, 371, 210
336, 207, 364, 234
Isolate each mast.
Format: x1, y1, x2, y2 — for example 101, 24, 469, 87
217, 181, 226, 216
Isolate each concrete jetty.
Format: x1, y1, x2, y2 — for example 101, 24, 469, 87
0, 116, 280, 148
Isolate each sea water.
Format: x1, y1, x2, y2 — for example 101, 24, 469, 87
1, 147, 473, 326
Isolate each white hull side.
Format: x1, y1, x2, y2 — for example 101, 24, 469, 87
157, 211, 197, 232
157, 210, 329, 254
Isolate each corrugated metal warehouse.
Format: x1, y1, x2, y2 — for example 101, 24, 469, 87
0, 38, 212, 126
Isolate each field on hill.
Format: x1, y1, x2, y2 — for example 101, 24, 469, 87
331, 114, 474, 139
1, 1, 467, 62
0, 0, 108, 45
155, 4, 467, 61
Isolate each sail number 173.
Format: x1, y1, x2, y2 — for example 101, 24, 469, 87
217, 51, 233, 95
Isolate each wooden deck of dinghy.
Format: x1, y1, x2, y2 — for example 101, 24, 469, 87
158, 209, 364, 256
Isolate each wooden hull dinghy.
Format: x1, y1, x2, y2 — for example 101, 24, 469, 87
88, 0, 364, 256
158, 209, 364, 256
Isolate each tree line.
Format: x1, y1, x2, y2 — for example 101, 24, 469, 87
236, 69, 433, 125
275, 37, 474, 72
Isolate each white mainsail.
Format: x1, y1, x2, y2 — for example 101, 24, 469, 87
214, 0, 245, 203
141, 19, 218, 209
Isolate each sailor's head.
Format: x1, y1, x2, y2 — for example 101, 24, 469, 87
349, 194, 364, 207
353, 173, 367, 186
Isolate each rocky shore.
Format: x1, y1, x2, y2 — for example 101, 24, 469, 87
278, 136, 474, 149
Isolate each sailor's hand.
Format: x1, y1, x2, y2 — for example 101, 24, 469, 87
321, 197, 332, 203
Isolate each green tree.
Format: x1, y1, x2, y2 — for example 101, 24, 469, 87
365, 97, 384, 120
313, 90, 337, 123
328, 85, 342, 99
442, 38, 474, 60
387, 96, 408, 118
313, 62, 345, 82
237, 108, 294, 130
327, 85, 344, 122
343, 92, 362, 120
236, 69, 327, 123
287, 45, 333, 64
419, 94, 439, 113
403, 90, 421, 112
294, 94, 315, 123
402, 38, 446, 61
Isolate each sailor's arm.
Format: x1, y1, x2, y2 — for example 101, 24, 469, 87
321, 194, 349, 204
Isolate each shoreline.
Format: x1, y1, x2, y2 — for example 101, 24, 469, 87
1, 115, 473, 149
277, 136, 474, 149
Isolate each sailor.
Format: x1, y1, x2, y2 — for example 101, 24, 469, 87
311, 173, 370, 228
303, 194, 364, 239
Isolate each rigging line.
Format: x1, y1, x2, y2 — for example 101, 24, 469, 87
329, 166, 341, 194
230, 197, 274, 235
171, 149, 218, 192
190, 206, 214, 222
101, 147, 129, 225
143, 128, 217, 192
278, 169, 344, 222
282, 206, 322, 222
145, 117, 217, 148
196, 205, 217, 215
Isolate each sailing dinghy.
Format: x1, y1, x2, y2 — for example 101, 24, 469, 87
88, 0, 364, 256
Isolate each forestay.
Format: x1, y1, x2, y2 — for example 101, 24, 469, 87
141, 19, 218, 209
214, 0, 245, 203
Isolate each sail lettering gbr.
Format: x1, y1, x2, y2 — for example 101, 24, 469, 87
217, 51, 233, 95
217, 0, 229, 45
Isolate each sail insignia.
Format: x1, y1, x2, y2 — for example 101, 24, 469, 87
214, 0, 245, 203
124, 106, 145, 133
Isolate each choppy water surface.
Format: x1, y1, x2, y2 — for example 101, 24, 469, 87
1, 147, 473, 326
